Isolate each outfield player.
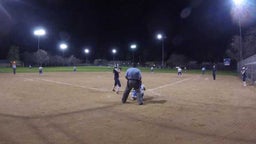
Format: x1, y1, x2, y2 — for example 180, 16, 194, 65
150, 66, 154, 73
177, 67, 182, 77
202, 66, 206, 75
73, 66, 77, 72
12, 61, 16, 75
122, 66, 143, 105
39, 66, 43, 75
212, 64, 216, 80
112, 66, 121, 94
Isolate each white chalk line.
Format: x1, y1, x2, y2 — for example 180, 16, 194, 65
23, 77, 110, 92
40, 78, 110, 92
23, 75, 199, 96
147, 76, 201, 97
148, 78, 191, 91
23, 78, 34, 81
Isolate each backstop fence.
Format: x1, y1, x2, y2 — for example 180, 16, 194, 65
238, 54, 256, 85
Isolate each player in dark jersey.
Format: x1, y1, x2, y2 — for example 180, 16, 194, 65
112, 66, 121, 94
241, 66, 247, 86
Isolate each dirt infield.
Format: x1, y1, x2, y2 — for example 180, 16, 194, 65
0, 72, 255, 144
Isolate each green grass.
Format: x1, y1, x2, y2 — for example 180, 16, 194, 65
0, 66, 237, 75
0, 66, 113, 73
182, 69, 238, 76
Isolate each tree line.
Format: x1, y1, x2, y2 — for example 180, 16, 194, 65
8, 48, 81, 66
226, 25, 256, 62
8, 23, 256, 68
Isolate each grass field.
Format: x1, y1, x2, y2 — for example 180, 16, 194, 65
0, 66, 237, 75
0, 68, 255, 144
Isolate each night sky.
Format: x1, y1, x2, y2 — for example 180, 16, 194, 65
0, 0, 240, 62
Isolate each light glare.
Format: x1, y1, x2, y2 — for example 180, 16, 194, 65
34, 29, 46, 36
112, 49, 117, 54
130, 44, 137, 49
233, 0, 245, 6
84, 48, 90, 54
157, 34, 163, 40
60, 43, 68, 50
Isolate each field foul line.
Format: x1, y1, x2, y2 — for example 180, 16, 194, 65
23, 76, 197, 95
146, 76, 201, 97
23, 78, 34, 81
35, 78, 110, 92
148, 78, 192, 92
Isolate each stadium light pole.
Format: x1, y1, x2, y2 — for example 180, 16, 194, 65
130, 44, 137, 65
233, 0, 245, 61
84, 48, 90, 64
59, 43, 68, 57
33, 28, 46, 50
157, 33, 166, 68
112, 48, 117, 61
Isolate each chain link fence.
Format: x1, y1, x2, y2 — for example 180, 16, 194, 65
238, 54, 256, 85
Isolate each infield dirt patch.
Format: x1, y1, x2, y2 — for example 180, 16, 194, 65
0, 72, 255, 144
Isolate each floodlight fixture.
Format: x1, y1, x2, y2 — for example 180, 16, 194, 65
130, 44, 137, 49
33, 27, 46, 50
112, 49, 117, 54
60, 43, 68, 50
130, 44, 137, 64
233, 0, 245, 6
156, 33, 166, 68
34, 28, 46, 36
232, 0, 246, 60
84, 48, 90, 54
59, 43, 68, 57
112, 48, 117, 61
84, 48, 90, 64
157, 34, 163, 40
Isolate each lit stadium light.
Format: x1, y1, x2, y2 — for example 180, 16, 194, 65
34, 28, 46, 36
130, 44, 137, 49
60, 43, 68, 50
112, 48, 117, 61
231, 0, 248, 60
84, 48, 90, 54
112, 49, 117, 54
157, 34, 163, 40
33, 27, 46, 50
130, 44, 137, 64
233, 0, 245, 6
84, 48, 90, 64
59, 43, 68, 57
156, 33, 166, 68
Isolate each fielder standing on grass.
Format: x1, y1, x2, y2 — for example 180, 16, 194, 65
12, 61, 16, 75
39, 66, 43, 75
177, 66, 182, 77
212, 64, 216, 80
73, 66, 77, 72
202, 66, 206, 75
112, 65, 121, 94
122, 65, 143, 105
